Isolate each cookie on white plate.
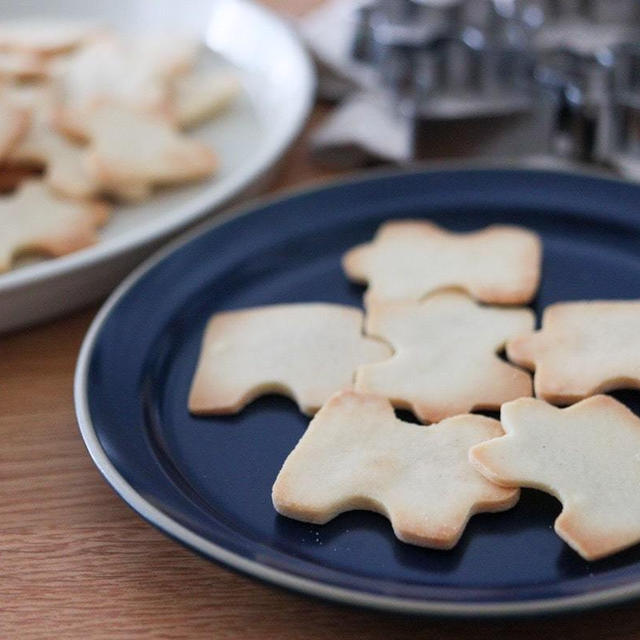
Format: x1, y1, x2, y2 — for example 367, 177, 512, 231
273, 390, 519, 548
172, 70, 240, 129
0, 19, 101, 55
189, 304, 392, 416
0, 179, 109, 273
507, 300, 640, 405
356, 291, 534, 422
53, 38, 171, 140
6, 83, 99, 200
54, 35, 200, 140
84, 102, 217, 190
0, 99, 28, 160
343, 220, 542, 306
470, 395, 640, 561
0, 50, 47, 80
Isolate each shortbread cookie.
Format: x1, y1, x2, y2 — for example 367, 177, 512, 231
470, 396, 640, 561
0, 100, 28, 160
507, 300, 640, 404
85, 103, 217, 188
343, 220, 541, 305
54, 38, 171, 139
0, 179, 109, 272
0, 19, 100, 54
355, 292, 534, 422
54, 35, 198, 139
189, 304, 392, 416
6, 83, 98, 199
172, 70, 240, 128
273, 390, 519, 548
0, 50, 46, 80
132, 34, 199, 77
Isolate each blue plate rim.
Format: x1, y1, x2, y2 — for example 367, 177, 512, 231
74, 165, 640, 618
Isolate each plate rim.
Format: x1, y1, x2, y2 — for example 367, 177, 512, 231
74, 166, 640, 618
0, 0, 315, 295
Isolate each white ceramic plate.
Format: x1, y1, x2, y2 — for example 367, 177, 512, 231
0, 0, 314, 333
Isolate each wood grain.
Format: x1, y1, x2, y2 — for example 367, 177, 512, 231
3, 2, 640, 638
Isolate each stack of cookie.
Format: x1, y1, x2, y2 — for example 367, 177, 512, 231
189, 219, 640, 562
0, 19, 238, 273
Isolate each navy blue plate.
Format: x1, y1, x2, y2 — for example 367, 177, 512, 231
75, 169, 640, 617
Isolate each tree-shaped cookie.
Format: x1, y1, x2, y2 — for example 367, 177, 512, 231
343, 220, 541, 306
355, 292, 534, 422
0, 179, 109, 272
470, 396, 640, 560
507, 300, 640, 404
272, 390, 519, 548
188, 304, 392, 416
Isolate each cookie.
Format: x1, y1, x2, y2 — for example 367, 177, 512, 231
506, 300, 640, 405
6, 83, 98, 199
343, 220, 542, 306
54, 34, 199, 140
0, 19, 100, 55
470, 396, 640, 561
54, 38, 171, 139
0, 179, 109, 272
0, 50, 47, 80
272, 390, 519, 548
85, 102, 217, 188
355, 291, 534, 422
172, 70, 240, 128
132, 34, 199, 78
189, 304, 392, 416
0, 99, 29, 161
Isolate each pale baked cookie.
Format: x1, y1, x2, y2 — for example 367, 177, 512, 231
507, 300, 640, 404
0, 19, 100, 55
0, 99, 29, 160
343, 220, 541, 306
355, 291, 534, 422
54, 35, 199, 139
85, 103, 217, 189
470, 396, 640, 561
172, 71, 240, 129
131, 34, 199, 78
6, 83, 99, 199
189, 304, 392, 416
0, 179, 109, 272
54, 38, 171, 139
0, 50, 47, 80
272, 390, 519, 548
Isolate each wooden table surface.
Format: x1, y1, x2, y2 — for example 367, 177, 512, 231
3, 3, 640, 638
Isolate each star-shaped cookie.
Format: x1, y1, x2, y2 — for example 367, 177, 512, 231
343, 220, 541, 306
272, 390, 519, 548
355, 292, 534, 422
507, 300, 640, 404
0, 179, 109, 272
470, 395, 640, 560
188, 304, 392, 416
